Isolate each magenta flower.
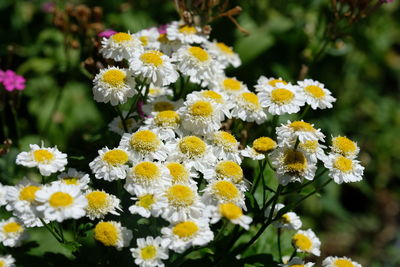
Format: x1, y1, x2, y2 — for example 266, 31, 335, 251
41, 2, 55, 13
0, 70, 26, 92
157, 24, 168, 34
98, 29, 117, 38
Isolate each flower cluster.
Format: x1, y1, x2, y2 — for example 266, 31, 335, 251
0, 69, 26, 92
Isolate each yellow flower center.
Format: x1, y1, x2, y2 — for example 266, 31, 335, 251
241, 92, 260, 109
188, 46, 209, 62
33, 149, 54, 163
289, 121, 315, 132
219, 203, 243, 220
49, 192, 74, 208
0, 260, 4, 267
130, 130, 160, 153
179, 25, 197, 34
102, 69, 126, 87
201, 90, 223, 103
86, 191, 108, 210
166, 184, 195, 207
334, 259, 355, 267
281, 213, 291, 224
102, 149, 129, 166
305, 85, 325, 99
268, 79, 287, 87
292, 233, 312, 251
63, 177, 79, 185
216, 161, 243, 183
118, 118, 134, 130
283, 149, 307, 174
157, 33, 168, 43
149, 88, 161, 96
189, 100, 213, 117
141, 245, 157, 260
252, 137, 277, 153
332, 136, 357, 156
19, 185, 40, 202
334, 156, 353, 173
223, 78, 241, 91
166, 162, 189, 183
140, 51, 164, 67
216, 42, 233, 54
179, 136, 206, 158
154, 110, 180, 127
94, 222, 118, 246
111, 32, 132, 43
3, 222, 22, 233
133, 162, 160, 182
213, 180, 239, 201
172, 221, 199, 239
139, 36, 149, 46
299, 140, 318, 152
136, 194, 155, 209
213, 131, 238, 151
153, 101, 175, 112
271, 88, 294, 104
291, 265, 305, 267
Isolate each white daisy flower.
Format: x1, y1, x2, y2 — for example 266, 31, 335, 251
297, 140, 327, 162
165, 162, 198, 185
186, 90, 233, 119
297, 79, 336, 109
208, 131, 241, 163
128, 187, 168, 218
56, 168, 90, 190
323, 153, 364, 184
203, 161, 247, 191
208, 202, 252, 230
231, 92, 267, 124
94, 221, 132, 250
135, 27, 161, 50
279, 257, 314, 267
0, 218, 27, 247
172, 45, 222, 87
161, 219, 214, 253
35, 183, 87, 222
16, 144, 67, 176
85, 190, 121, 220
92, 67, 137, 106
142, 96, 183, 114
241, 137, 277, 161
167, 136, 216, 174
89, 147, 130, 181
322, 256, 362, 267
276, 120, 325, 147
119, 129, 169, 163
292, 229, 321, 256
131, 236, 169, 267
266, 203, 302, 230
100, 32, 143, 61
157, 32, 183, 57
259, 83, 305, 115
205, 40, 241, 68
0, 255, 16, 267
270, 147, 317, 185
145, 85, 173, 102
330, 136, 360, 159
213, 76, 248, 99
108, 111, 138, 135
124, 161, 171, 194
161, 183, 205, 223
254, 76, 289, 93
129, 50, 178, 87
0, 183, 8, 206
179, 99, 225, 136
166, 22, 208, 44
142, 110, 182, 141
202, 179, 245, 208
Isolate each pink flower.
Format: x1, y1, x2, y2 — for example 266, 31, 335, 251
157, 24, 168, 34
1, 70, 26, 92
41, 2, 55, 13
98, 29, 117, 38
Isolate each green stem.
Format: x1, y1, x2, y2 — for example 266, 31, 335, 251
281, 168, 328, 195
214, 220, 228, 241
298, 105, 310, 120
277, 228, 282, 262
39, 218, 63, 243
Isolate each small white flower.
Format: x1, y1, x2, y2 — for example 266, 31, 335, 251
0, 254, 16, 267
276, 120, 325, 147
279, 257, 314, 267
142, 96, 183, 115
89, 147, 130, 181
94, 221, 132, 250
297, 140, 327, 162
203, 161, 247, 190
0, 218, 27, 247
241, 146, 266, 161
145, 85, 173, 102
142, 111, 182, 141
259, 83, 305, 115
166, 22, 208, 44
135, 27, 161, 50
324, 153, 364, 184
164, 162, 198, 185
266, 204, 302, 230
85, 190, 121, 220
297, 79, 336, 109
0, 183, 8, 206
128, 187, 168, 218
202, 179, 245, 208
330, 136, 360, 159
108, 111, 138, 135
100, 32, 143, 61
16, 144, 67, 176
131, 236, 169, 267
208, 203, 252, 230
35, 183, 87, 222
208, 131, 241, 163
205, 40, 241, 68
161, 219, 214, 253
93, 67, 137, 106
186, 90, 233, 119
292, 229, 321, 256
254, 76, 289, 93
322, 256, 362, 267
231, 92, 267, 124
213, 76, 248, 99
56, 168, 90, 190
241, 137, 277, 161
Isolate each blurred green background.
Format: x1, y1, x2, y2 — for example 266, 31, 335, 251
0, 0, 399, 266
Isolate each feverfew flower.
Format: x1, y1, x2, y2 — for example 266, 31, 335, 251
202, 179, 245, 208
128, 187, 168, 218
268, 204, 302, 230
254, 76, 289, 93
186, 90, 233, 119
209, 202, 252, 230
0, 218, 27, 247
292, 229, 321, 256
322, 256, 362, 267
100, 32, 143, 61
131, 236, 169, 267
94, 221, 132, 250
85, 190, 121, 220
93, 67, 136, 106
297, 140, 327, 162
208, 131, 241, 163
213, 76, 248, 99
166, 22, 207, 44
276, 120, 325, 146
35, 183, 87, 222
330, 136, 360, 159
297, 79, 336, 109
0, 255, 16, 267
205, 40, 241, 68
16, 144, 67, 176
241, 137, 277, 161
203, 161, 246, 189
142, 96, 182, 114
143, 110, 182, 141
231, 92, 267, 124
135, 27, 161, 50
161, 219, 214, 253
89, 147, 130, 181
146, 85, 173, 102
259, 83, 305, 115
129, 50, 178, 87
108, 111, 137, 135
165, 162, 198, 185
324, 154, 364, 184
57, 168, 90, 190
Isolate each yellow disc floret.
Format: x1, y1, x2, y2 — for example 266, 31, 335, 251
268, 79, 288, 87
102, 69, 126, 87
139, 36, 149, 46
3, 222, 22, 234
201, 90, 223, 103
179, 25, 197, 35
172, 221, 199, 239
305, 85, 325, 99
33, 149, 54, 163
299, 140, 318, 152
334, 156, 353, 173
219, 203, 243, 220
188, 46, 209, 62
271, 88, 294, 104
63, 178, 79, 185
140, 245, 157, 260
133, 162, 160, 183
189, 100, 213, 117
334, 259, 355, 267
154, 110, 180, 127
130, 130, 161, 153
213, 131, 238, 151
241, 92, 260, 110
283, 149, 307, 175
213, 180, 240, 201
140, 51, 164, 67
216, 42, 234, 54
166, 163, 189, 183
332, 136, 357, 156
111, 32, 132, 43
166, 184, 195, 207
103, 149, 129, 166
136, 194, 155, 209
216, 161, 243, 183
179, 136, 206, 158
292, 233, 312, 251
86, 191, 108, 210
252, 137, 277, 153
153, 101, 175, 112
49, 192, 74, 208
94, 221, 119, 246
19, 185, 40, 202
223, 78, 241, 91
289, 121, 315, 132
